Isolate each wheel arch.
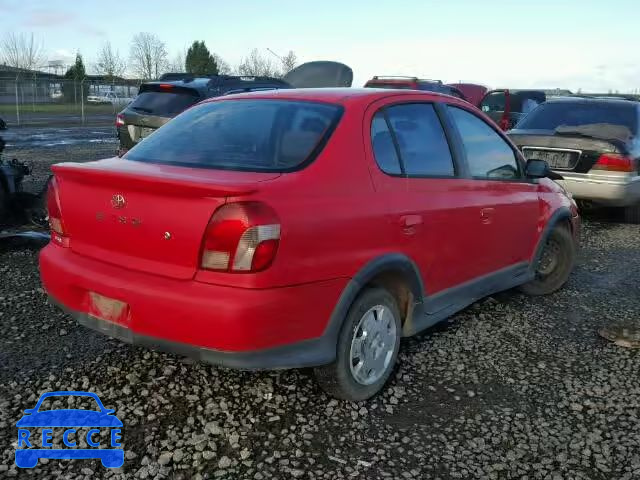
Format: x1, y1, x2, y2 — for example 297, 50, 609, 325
532, 207, 572, 267
323, 254, 425, 347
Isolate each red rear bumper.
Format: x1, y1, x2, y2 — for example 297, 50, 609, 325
39, 244, 347, 369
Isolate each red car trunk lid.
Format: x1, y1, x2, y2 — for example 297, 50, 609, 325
51, 158, 279, 279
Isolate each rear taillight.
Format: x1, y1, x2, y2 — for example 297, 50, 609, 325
593, 154, 636, 172
115, 114, 125, 128
47, 178, 70, 247
200, 202, 280, 273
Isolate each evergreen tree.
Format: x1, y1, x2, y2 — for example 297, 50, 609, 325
62, 54, 88, 103
185, 41, 218, 75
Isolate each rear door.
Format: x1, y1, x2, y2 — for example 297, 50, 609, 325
445, 104, 540, 271
364, 96, 496, 296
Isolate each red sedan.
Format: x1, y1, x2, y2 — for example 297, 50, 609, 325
40, 88, 579, 400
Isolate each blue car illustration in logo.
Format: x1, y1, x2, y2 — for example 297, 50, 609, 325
15, 391, 123, 468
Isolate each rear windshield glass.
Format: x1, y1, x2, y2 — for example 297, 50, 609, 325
516, 102, 638, 132
128, 90, 200, 116
124, 99, 342, 171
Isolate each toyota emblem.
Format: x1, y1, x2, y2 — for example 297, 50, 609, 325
111, 194, 126, 209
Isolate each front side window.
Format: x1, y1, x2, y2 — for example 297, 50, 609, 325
125, 99, 342, 171
449, 106, 520, 180
384, 103, 455, 176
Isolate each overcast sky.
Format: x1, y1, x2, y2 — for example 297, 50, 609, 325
1, 0, 639, 91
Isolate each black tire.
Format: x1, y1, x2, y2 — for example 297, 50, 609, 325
519, 226, 575, 296
314, 287, 401, 401
623, 204, 640, 224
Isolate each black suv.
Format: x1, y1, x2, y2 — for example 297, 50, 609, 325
116, 75, 291, 154
116, 61, 354, 155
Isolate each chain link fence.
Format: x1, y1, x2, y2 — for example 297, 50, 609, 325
0, 73, 143, 195
0, 73, 141, 127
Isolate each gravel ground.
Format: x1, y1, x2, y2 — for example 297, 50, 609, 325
0, 141, 639, 479
1, 125, 117, 195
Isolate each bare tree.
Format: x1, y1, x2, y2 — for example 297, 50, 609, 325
0, 32, 45, 70
95, 41, 126, 79
129, 33, 168, 80
280, 50, 298, 76
213, 53, 232, 75
166, 49, 186, 73
237, 48, 279, 77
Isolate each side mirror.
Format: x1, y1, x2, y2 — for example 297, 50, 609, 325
525, 159, 563, 180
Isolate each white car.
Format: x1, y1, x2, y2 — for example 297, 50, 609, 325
100, 92, 133, 106
86, 93, 133, 106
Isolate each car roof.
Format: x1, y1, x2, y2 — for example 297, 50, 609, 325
144, 75, 290, 93
545, 96, 639, 106
201, 87, 458, 106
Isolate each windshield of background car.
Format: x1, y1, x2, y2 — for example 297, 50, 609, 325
480, 91, 506, 112
124, 99, 343, 171
128, 89, 200, 116
516, 101, 638, 132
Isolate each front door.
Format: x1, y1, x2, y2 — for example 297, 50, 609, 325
445, 105, 540, 272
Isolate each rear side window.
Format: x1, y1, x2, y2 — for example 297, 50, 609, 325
371, 113, 402, 174
129, 90, 200, 116
515, 101, 638, 133
449, 107, 520, 180
125, 100, 342, 171
384, 104, 455, 176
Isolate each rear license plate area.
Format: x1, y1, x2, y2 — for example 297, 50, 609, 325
87, 292, 130, 326
522, 148, 580, 170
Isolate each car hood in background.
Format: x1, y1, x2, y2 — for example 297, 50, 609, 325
283, 61, 353, 88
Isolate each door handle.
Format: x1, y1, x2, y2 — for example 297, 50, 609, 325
480, 207, 495, 224
399, 215, 423, 235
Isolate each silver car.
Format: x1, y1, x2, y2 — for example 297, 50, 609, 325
508, 97, 640, 222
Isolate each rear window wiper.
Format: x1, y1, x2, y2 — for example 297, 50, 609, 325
131, 106, 153, 114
